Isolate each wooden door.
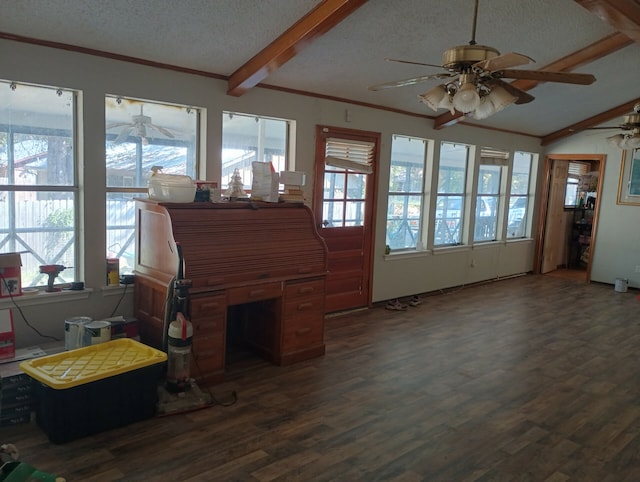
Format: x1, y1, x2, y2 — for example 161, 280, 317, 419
541, 161, 569, 273
313, 126, 379, 313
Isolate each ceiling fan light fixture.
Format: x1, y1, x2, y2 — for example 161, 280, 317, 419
452, 82, 480, 113
418, 85, 447, 112
625, 135, 640, 149
486, 86, 517, 112
606, 134, 627, 149
472, 97, 497, 120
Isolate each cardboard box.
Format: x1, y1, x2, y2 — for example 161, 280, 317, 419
279, 171, 306, 186
0, 310, 15, 359
0, 253, 21, 298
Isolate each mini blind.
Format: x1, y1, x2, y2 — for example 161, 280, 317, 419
325, 138, 374, 174
568, 161, 589, 177
480, 147, 509, 166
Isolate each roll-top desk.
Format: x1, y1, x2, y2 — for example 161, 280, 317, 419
134, 199, 328, 385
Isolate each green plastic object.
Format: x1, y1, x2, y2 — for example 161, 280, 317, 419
0, 461, 64, 481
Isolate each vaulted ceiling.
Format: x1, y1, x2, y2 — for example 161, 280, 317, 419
1, 0, 639, 145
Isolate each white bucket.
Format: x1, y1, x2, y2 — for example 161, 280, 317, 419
614, 278, 628, 293
65, 316, 92, 350
82, 320, 111, 346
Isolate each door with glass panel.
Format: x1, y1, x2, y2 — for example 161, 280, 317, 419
313, 126, 379, 313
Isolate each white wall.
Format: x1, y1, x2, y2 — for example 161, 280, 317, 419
2, 38, 545, 348
544, 132, 640, 289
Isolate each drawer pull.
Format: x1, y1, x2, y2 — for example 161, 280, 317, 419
297, 302, 314, 311
298, 286, 315, 294
249, 289, 265, 297
297, 267, 312, 274
201, 302, 221, 310
195, 349, 218, 359
296, 327, 311, 336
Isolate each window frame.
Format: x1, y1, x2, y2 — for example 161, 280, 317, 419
0, 80, 79, 288
385, 134, 431, 252
433, 142, 471, 247
105, 95, 201, 275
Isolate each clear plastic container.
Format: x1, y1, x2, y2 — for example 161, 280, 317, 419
148, 168, 195, 202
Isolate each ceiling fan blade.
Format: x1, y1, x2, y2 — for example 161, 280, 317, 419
496, 70, 596, 85
149, 124, 175, 138
474, 52, 534, 71
106, 122, 132, 130
113, 126, 134, 144
369, 73, 458, 91
488, 79, 535, 105
384, 57, 446, 70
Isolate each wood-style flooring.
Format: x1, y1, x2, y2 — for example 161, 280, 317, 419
5, 274, 640, 481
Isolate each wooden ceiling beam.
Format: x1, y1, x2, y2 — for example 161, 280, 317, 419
541, 98, 640, 146
227, 0, 368, 97
574, 0, 640, 42
433, 32, 632, 130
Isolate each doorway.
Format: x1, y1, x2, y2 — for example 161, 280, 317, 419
312, 125, 379, 313
534, 154, 605, 281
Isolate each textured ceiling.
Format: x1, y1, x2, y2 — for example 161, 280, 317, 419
1, 0, 639, 139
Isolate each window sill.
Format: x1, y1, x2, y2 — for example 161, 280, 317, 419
0, 288, 93, 309
384, 249, 431, 261
432, 245, 471, 255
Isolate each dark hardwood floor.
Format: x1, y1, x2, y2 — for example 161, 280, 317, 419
5, 274, 640, 481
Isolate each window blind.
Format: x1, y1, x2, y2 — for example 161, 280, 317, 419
325, 138, 374, 174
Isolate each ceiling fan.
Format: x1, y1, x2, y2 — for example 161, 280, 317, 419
584, 103, 640, 149
107, 104, 175, 145
368, 0, 596, 120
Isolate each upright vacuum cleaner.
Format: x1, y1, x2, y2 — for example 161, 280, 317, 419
156, 242, 215, 415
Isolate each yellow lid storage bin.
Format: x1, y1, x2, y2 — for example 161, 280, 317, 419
20, 338, 167, 388
20, 339, 167, 443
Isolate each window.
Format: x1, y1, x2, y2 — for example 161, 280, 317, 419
474, 148, 508, 242
105, 96, 200, 274
221, 112, 291, 191
564, 161, 588, 207
434, 142, 469, 246
0, 80, 77, 288
386, 135, 430, 251
507, 151, 535, 239
322, 138, 372, 227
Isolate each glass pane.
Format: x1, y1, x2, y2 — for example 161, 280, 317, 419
324, 172, 345, 199
507, 195, 528, 238
106, 192, 138, 275
478, 165, 501, 194
475, 195, 498, 242
106, 96, 198, 188
437, 142, 468, 194
386, 195, 422, 250
434, 195, 462, 245
346, 173, 366, 199
344, 201, 365, 226
0, 82, 74, 186
221, 112, 289, 190
14, 194, 76, 287
511, 152, 532, 195
322, 201, 343, 227
389, 136, 426, 193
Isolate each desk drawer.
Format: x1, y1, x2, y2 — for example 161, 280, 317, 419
283, 295, 324, 320
192, 332, 225, 370
284, 278, 325, 300
227, 282, 282, 305
190, 293, 226, 317
282, 317, 323, 352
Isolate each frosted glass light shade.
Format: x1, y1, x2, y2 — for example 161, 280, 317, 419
606, 134, 626, 148
452, 82, 480, 113
473, 97, 496, 119
418, 85, 447, 111
626, 135, 640, 148
487, 86, 517, 112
